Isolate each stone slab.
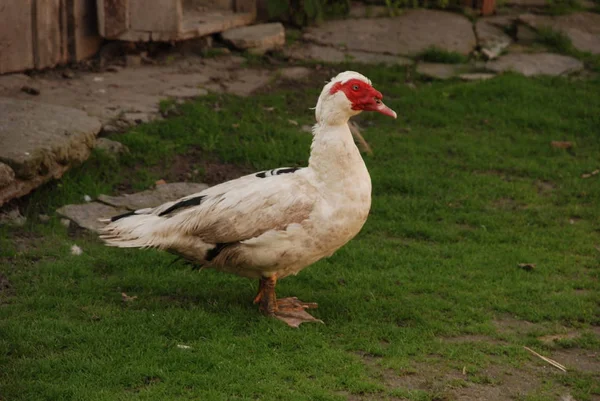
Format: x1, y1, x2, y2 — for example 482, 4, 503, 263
476, 20, 512, 60
0, 163, 16, 188
285, 44, 413, 66
0, 0, 35, 74
486, 52, 584, 76
98, 182, 209, 210
278, 67, 312, 81
348, 4, 389, 18
459, 73, 496, 81
304, 10, 476, 56
56, 202, 126, 232
416, 63, 467, 80
0, 98, 102, 181
222, 23, 285, 50
519, 12, 600, 54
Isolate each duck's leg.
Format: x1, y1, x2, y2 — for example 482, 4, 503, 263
253, 275, 323, 328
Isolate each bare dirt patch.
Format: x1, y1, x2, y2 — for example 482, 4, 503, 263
551, 349, 600, 374
535, 180, 556, 195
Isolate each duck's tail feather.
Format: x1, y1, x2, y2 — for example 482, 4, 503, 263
99, 213, 165, 249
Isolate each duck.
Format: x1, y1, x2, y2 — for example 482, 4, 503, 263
100, 71, 397, 327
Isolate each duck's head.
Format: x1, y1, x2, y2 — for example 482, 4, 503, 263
315, 71, 397, 125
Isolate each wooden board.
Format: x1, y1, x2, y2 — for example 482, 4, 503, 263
0, 0, 35, 74
33, 0, 68, 69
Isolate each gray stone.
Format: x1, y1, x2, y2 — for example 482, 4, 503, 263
95, 138, 129, 156
0, 206, 26, 227
476, 20, 512, 60
459, 73, 496, 81
120, 112, 153, 126
278, 67, 312, 81
516, 24, 538, 44
57, 202, 126, 232
97, 182, 209, 211
163, 87, 209, 98
0, 163, 16, 188
222, 23, 285, 51
304, 10, 476, 56
285, 44, 413, 66
519, 12, 600, 54
416, 63, 466, 80
212, 70, 274, 97
348, 4, 389, 18
0, 98, 102, 205
0, 74, 34, 95
486, 53, 584, 76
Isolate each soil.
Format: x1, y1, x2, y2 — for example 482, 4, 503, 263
348, 317, 600, 400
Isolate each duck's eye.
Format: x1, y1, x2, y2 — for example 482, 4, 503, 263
352, 85, 359, 91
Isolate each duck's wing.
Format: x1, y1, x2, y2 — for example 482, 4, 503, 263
100, 167, 317, 253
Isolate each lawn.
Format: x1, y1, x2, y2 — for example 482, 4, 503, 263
1, 63, 599, 401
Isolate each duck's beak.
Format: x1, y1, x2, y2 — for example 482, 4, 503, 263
375, 101, 397, 119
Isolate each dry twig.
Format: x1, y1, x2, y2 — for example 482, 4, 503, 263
524, 346, 567, 372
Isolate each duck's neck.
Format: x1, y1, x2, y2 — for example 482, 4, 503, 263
308, 121, 367, 183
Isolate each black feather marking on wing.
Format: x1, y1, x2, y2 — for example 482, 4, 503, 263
205, 242, 234, 261
110, 211, 136, 222
256, 167, 300, 178
276, 167, 300, 175
158, 195, 206, 217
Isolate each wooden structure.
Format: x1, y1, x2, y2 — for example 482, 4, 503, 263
0, 0, 256, 75
96, 0, 256, 42
0, 0, 102, 74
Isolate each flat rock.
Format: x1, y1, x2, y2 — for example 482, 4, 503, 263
285, 44, 413, 65
163, 87, 209, 98
211, 69, 274, 97
348, 4, 389, 18
278, 67, 312, 81
519, 12, 600, 54
222, 23, 285, 51
304, 10, 476, 56
486, 52, 584, 76
56, 202, 126, 232
0, 98, 101, 205
459, 73, 496, 81
95, 138, 128, 156
476, 19, 513, 59
0, 162, 16, 188
97, 182, 209, 210
416, 63, 466, 80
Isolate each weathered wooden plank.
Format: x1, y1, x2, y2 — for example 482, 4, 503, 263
33, 0, 68, 69
0, 0, 35, 74
69, 0, 103, 61
129, 0, 182, 33
235, 0, 256, 14
97, 0, 129, 38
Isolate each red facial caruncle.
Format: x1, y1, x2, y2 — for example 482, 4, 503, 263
329, 78, 397, 119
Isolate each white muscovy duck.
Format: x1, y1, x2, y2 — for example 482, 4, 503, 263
100, 71, 396, 327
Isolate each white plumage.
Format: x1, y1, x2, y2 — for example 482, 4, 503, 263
100, 71, 396, 327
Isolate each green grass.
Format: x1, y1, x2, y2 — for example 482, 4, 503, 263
418, 46, 468, 64
1, 65, 600, 401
